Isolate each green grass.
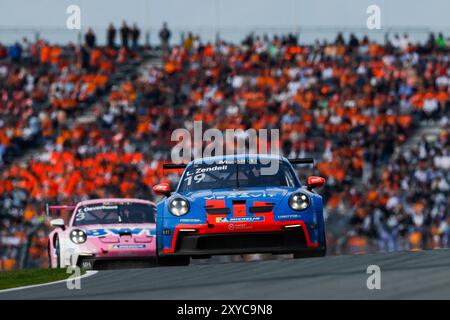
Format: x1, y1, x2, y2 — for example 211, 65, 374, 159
0, 268, 86, 290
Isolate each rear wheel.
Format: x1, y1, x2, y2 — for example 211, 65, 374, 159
157, 255, 190, 266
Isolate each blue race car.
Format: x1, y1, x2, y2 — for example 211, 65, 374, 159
153, 154, 326, 266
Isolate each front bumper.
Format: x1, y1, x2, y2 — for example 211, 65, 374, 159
66, 239, 157, 268
160, 220, 321, 257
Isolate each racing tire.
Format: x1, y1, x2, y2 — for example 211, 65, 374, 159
293, 248, 326, 259
293, 237, 327, 259
54, 236, 61, 268
47, 243, 52, 268
157, 255, 190, 266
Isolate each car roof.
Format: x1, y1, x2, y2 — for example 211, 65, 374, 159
190, 154, 288, 165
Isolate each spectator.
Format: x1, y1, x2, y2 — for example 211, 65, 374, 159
84, 28, 96, 49
120, 21, 130, 49
107, 23, 117, 48
21, 37, 31, 61
159, 22, 171, 52
436, 32, 446, 51
8, 42, 22, 62
131, 23, 141, 50
79, 43, 90, 70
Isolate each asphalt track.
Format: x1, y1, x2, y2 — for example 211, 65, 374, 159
1, 249, 450, 299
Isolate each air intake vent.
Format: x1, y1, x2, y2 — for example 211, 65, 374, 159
249, 205, 274, 213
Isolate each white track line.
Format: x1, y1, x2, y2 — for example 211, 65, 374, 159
0, 270, 98, 293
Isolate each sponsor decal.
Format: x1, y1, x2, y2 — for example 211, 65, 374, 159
228, 224, 253, 231
278, 214, 302, 220
204, 191, 279, 200
75, 205, 118, 221
179, 218, 202, 223
112, 244, 146, 249
81, 205, 118, 212
215, 216, 264, 223
186, 165, 228, 176
81, 261, 93, 270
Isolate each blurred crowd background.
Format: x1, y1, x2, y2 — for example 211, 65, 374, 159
1, 22, 450, 269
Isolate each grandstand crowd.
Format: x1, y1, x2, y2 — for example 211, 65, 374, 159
1, 24, 450, 269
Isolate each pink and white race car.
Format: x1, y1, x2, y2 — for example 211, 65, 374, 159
47, 198, 157, 269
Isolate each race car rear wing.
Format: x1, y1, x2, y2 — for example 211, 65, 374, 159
162, 157, 314, 170
45, 204, 76, 216
162, 163, 188, 170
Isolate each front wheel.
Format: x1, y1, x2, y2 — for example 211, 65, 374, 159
157, 255, 190, 266
293, 237, 327, 259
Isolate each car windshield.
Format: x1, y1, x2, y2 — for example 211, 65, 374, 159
73, 203, 156, 226
177, 160, 299, 192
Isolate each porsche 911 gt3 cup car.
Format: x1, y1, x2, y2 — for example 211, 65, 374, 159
48, 198, 157, 269
153, 154, 326, 266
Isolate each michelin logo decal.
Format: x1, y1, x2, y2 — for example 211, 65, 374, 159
215, 216, 265, 223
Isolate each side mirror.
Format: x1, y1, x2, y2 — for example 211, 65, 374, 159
307, 176, 326, 190
50, 218, 65, 229
153, 183, 171, 197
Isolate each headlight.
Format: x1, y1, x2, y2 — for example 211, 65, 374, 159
289, 193, 310, 211
169, 198, 190, 216
70, 229, 87, 244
